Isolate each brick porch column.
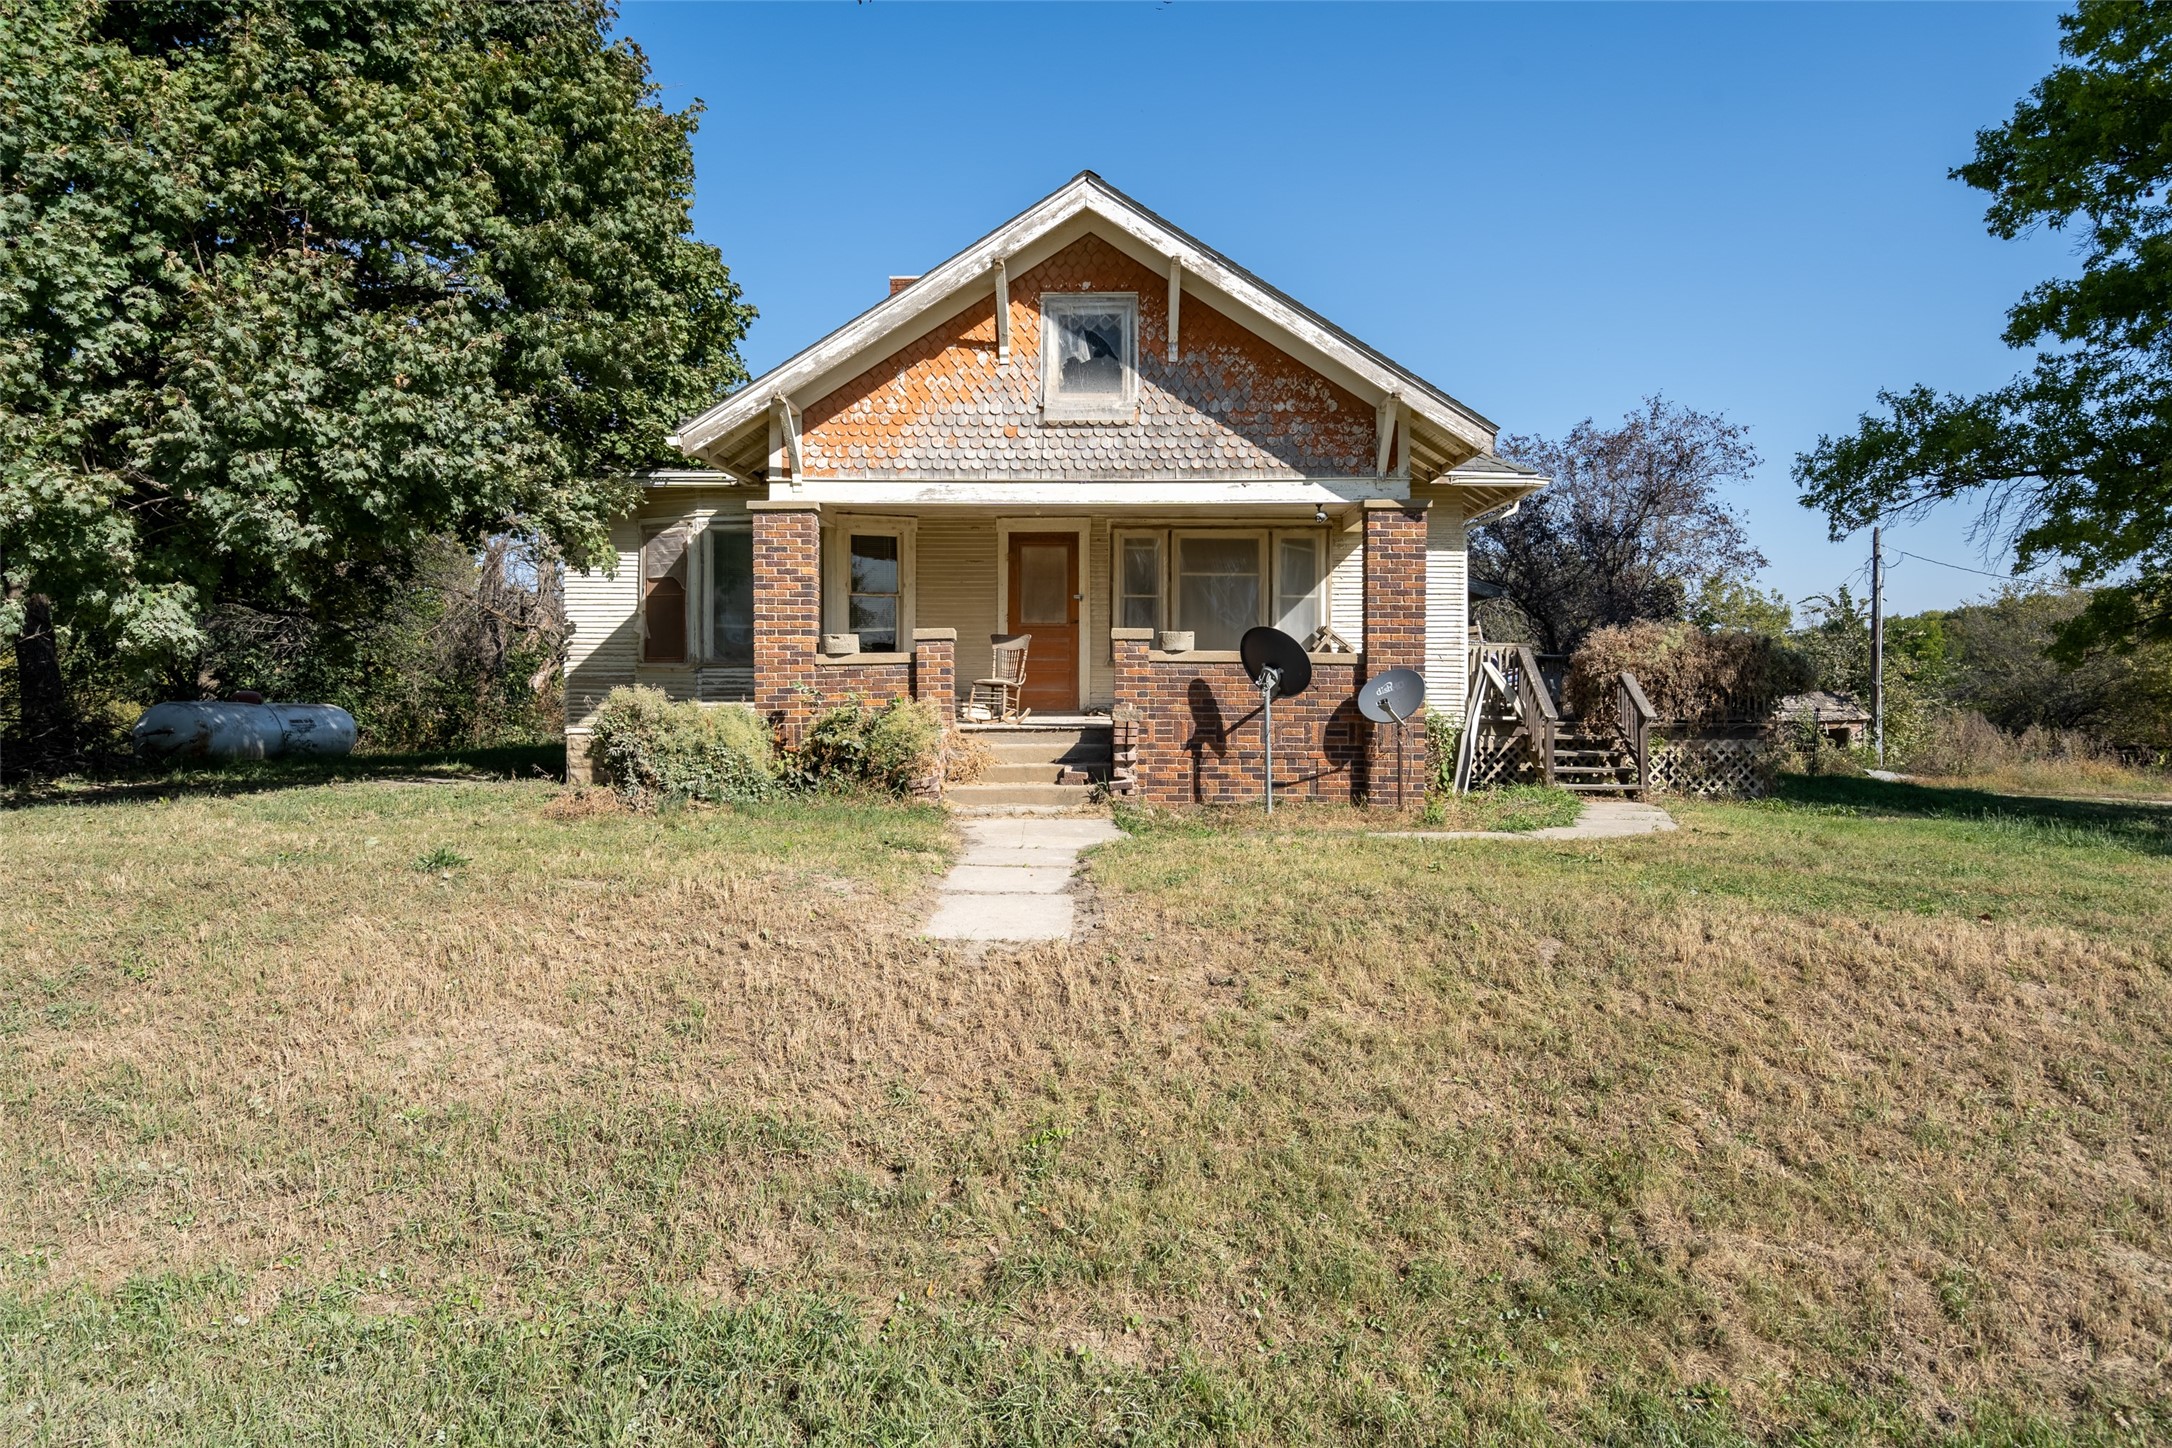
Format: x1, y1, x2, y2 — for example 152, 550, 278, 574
750, 500, 820, 743
1111, 628, 1152, 799
1362, 499, 1428, 808
911, 628, 956, 710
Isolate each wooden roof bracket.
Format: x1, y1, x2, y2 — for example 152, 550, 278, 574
1375, 391, 1404, 478
771, 394, 802, 479
1166, 256, 1182, 362
994, 258, 1010, 365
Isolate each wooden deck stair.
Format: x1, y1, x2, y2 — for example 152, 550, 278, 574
1466, 643, 1655, 800
1549, 727, 1641, 795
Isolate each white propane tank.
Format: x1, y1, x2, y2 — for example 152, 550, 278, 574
132, 701, 357, 762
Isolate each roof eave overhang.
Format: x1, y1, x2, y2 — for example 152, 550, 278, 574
677, 173, 1498, 470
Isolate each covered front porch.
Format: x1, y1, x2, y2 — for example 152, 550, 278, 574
749, 493, 1436, 806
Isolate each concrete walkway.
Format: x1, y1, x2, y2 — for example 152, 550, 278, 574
1376, 798, 1677, 843
924, 816, 1125, 942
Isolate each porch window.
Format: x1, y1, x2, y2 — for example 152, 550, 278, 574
1116, 528, 1335, 647
1175, 534, 1264, 652
1117, 532, 1162, 631
846, 532, 902, 651
642, 524, 690, 664
1041, 293, 1137, 421
707, 521, 754, 668
1275, 533, 1325, 641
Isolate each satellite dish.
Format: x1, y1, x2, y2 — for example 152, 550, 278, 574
1358, 667, 1425, 724
1357, 667, 1427, 810
1240, 626, 1312, 700
1238, 626, 1312, 816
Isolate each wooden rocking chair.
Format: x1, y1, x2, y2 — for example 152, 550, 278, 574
969, 634, 1032, 722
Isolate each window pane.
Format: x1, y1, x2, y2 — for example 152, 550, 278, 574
1055, 307, 1127, 396
1018, 544, 1068, 625
1177, 537, 1261, 652
1122, 537, 1159, 597
849, 594, 898, 652
1122, 595, 1159, 630
1178, 574, 1258, 652
709, 527, 754, 668
849, 534, 899, 593
644, 577, 687, 663
1276, 535, 1322, 640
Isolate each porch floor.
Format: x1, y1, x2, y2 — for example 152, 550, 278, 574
956, 714, 1110, 731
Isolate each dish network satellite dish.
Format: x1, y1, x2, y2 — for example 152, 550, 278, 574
1240, 627, 1313, 815
1357, 667, 1427, 809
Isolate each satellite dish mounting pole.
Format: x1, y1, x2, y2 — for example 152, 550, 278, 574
1388, 700, 1407, 810
1259, 665, 1280, 816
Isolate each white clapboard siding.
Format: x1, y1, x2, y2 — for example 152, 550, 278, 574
1329, 523, 1365, 651
564, 516, 641, 728
1085, 518, 1112, 707
1424, 497, 1469, 720
914, 513, 1000, 702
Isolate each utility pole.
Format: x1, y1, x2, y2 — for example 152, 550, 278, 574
1870, 525, 1885, 766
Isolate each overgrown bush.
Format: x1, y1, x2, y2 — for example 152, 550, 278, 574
793, 697, 945, 796
1566, 621, 1814, 724
1905, 708, 2113, 778
1425, 712, 1462, 795
590, 687, 778, 805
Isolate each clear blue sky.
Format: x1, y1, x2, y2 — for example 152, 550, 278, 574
615, 1, 2072, 619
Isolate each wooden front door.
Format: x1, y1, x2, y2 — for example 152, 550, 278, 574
1006, 531, 1080, 713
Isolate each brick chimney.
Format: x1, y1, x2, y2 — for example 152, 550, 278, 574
888, 275, 920, 297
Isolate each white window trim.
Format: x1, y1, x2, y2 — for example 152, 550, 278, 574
701, 515, 755, 669
1273, 531, 1330, 641
824, 515, 917, 652
639, 521, 693, 669
1040, 292, 1138, 422
1172, 529, 1268, 644
1112, 528, 1166, 634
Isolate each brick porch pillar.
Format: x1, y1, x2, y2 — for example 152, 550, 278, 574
1111, 628, 1152, 799
750, 500, 820, 743
1361, 499, 1428, 807
911, 629, 956, 709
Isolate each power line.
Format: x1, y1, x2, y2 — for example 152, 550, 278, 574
1893, 549, 2054, 584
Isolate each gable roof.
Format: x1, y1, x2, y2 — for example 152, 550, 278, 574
675, 172, 1504, 482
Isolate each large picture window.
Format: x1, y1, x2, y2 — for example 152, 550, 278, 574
707, 522, 754, 668
1114, 527, 1333, 650
1041, 293, 1137, 421
1175, 534, 1264, 653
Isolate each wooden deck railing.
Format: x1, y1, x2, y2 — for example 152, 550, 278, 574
1617, 673, 1656, 799
1516, 644, 1560, 785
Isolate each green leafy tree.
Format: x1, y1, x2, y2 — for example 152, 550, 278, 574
1795, 1, 2172, 657
0, 0, 751, 759
1689, 577, 1794, 638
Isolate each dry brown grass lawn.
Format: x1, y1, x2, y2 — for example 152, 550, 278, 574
1, 770, 2167, 1444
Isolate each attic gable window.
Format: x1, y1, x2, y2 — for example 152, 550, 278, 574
1041, 292, 1137, 421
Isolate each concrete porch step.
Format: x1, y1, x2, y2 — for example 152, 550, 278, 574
982, 761, 1113, 784
971, 728, 1113, 765
946, 782, 1100, 810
